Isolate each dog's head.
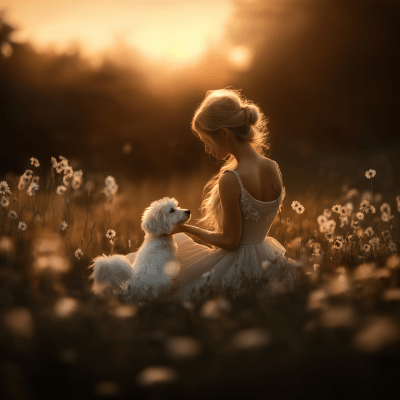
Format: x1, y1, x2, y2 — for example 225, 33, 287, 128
141, 197, 191, 237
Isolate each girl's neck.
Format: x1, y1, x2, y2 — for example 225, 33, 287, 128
229, 139, 260, 164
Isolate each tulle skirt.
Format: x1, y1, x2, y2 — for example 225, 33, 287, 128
172, 233, 303, 301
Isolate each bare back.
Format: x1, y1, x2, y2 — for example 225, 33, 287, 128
234, 156, 283, 203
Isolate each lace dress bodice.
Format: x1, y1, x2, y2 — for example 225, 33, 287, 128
224, 163, 286, 245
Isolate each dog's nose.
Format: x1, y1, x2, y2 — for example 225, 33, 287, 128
185, 210, 191, 216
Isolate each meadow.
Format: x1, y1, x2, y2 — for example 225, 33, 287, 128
0, 155, 399, 399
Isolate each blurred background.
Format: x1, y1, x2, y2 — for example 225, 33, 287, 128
0, 0, 399, 200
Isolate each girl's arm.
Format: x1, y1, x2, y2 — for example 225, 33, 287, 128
172, 172, 242, 251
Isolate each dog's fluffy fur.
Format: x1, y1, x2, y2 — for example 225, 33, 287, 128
89, 197, 190, 303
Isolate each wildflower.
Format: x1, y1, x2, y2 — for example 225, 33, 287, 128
381, 213, 389, 223
1, 196, 9, 207
75, 248, 83, 260
347, 234, 355, 243
56, 185, 67, 195
101, 176, 119, 201
382, 230, 391, 240
369, 205, 376, 213
105, 229, 116, 239
30, 157, 40, 167
317, 215, 328, 226
73, 170, 83, 179
332, 205, 341, 214
323, 208, 332, 218
344, 202, 354, 213
26, 182, 39, 196
295, 204, 305, 214
326, 220, 336, 231
63, 175, 71, 186
0, 181, 11, 196
360, 200, 370, 213
50, 157, 58, 168
339, 206, 348, 217
291, 201, 300, 210
325, 232, 334, 242
388, 242, 397, 252
351, 220, 359, 229
364, 227, 374, 237
71, 178, 82, 190
369, 237, 380, 249
365, 169, 376, 179
313, 263, 320, 272
339, 216, 348, 228
332, 240, 344, 250
59, 155, 68, 161
362, 244, 371, 252
60, 221, 68, 231
55, 162, 64, 173
356, 212, 364, 220
8, 210, 17, 219
64, 166, 74, 178
18, 221, 27, 231
380, 203, 391, 215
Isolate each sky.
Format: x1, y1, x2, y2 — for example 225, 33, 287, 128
0, 0, 236, 67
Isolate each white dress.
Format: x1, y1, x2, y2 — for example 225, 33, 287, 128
167, 167, 303, 301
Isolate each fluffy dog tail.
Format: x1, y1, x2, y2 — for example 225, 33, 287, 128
89, 254, 135, 294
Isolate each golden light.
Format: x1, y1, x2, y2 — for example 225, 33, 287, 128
2, 0, 235, 67
229, 45, 253, 71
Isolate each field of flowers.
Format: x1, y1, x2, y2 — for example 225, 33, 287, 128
0, 156, 399, 399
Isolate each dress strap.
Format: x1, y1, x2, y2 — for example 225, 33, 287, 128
224, 169, 245, 193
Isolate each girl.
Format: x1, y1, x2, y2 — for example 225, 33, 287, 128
168, 88, 302, 300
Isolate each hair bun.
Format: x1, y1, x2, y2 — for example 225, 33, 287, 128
243, 105, 259, 126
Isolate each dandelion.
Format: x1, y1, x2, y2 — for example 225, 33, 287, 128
365, 169, 376, 179
60, 221, 68, 231
332, 236, 344, 250
30, 157, 40, 167
101, 176, 119, 201
75, 248, 83, 260
295, 204, 305, 214
1, 196, 9, 207
18, 221, 27, 231
57, 185, 67, 195
317, 215, 328, 226
291, 201, 300, 210
364, 227, 374, 237
362, 244, 371, 252
105, 229, 116, 239
332, 205, 341, 214
356, 212, 364, 220
8, 210, 17, 219
0, 181, 11, 196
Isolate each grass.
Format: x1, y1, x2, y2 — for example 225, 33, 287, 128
0, 157, 399, 399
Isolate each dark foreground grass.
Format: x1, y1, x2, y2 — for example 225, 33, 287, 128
0, 158, 400, 399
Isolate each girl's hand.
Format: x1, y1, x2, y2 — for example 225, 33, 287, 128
170, 224, 187, 235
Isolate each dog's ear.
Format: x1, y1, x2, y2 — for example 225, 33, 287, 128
141, 207, 172, 236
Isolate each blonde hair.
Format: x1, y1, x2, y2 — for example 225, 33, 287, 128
191, 87, 271, 231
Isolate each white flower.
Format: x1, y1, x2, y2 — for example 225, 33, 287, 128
75, 248, 83, 260
323, 208, 332, 218
26, 182, 39, 197
369, 205, 376, 213
317, 215, 328, 225
50, 157, 58, 168
18, 221, 27, 231
105, 229, 116, 239
71, 178, 82, 190
63, 175, 71, 186
0, 181, 11, 196
362, 244, 371, 252
365, 169, 376, 179
60, 221, 68, 231
56, 185, 67, 195
30, 157, 40, 167
364, 227, 374, 237
8, 210, 18, 219
381, 213, 389, 223
295, 204, 305, 214
380, 203, 391, 215
73, 170, 83, 179
369, 237, 380, 247
360, 200, 370, 213
388, 241, 397, 252
64, 166, 74, 178
356, 212, 364, 220
332, 205, 341, 214
313, 263, 320, 272
1, 196, 9, 207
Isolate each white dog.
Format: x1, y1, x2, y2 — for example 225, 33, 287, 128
89, 197, 190, 303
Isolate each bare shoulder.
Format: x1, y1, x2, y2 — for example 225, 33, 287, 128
218, 171, 241, 197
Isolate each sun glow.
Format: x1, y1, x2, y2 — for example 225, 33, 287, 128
1, 0, 235, 67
